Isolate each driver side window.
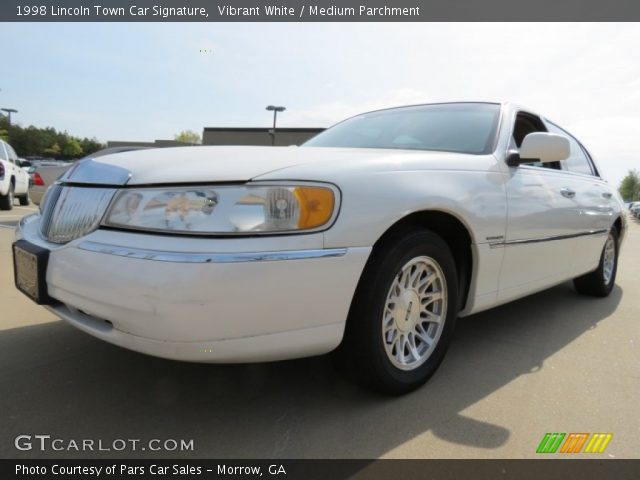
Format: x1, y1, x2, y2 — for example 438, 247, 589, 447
511, 112, 560, 170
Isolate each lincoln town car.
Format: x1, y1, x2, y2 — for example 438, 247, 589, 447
13, 102, 625, 394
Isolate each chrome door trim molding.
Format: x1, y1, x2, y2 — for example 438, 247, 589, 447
489, 229, 608, 249
77, 240, 348, 264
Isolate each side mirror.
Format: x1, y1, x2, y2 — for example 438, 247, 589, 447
507, 132, 570, 167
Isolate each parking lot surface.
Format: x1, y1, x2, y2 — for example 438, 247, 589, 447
1, 204, 638, 459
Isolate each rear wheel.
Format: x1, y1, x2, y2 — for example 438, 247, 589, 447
341, 229, 459, 394
18, 191, 30, 206
573, 229, 618, 297
0, 183, 14, 210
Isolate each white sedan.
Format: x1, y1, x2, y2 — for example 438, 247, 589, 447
13, 102, 625, 394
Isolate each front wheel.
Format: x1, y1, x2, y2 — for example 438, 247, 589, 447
341, 229, 459, 395
573, 229, 619, 297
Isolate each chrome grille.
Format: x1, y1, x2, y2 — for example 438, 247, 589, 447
39, 184, 63, 237
40, 186, 117, 244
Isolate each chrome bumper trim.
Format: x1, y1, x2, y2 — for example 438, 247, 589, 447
77, 240, 348, 264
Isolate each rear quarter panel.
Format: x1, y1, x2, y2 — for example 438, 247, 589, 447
0, 160, 12, 195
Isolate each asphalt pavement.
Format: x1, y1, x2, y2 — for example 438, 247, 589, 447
0, 202, 638, 459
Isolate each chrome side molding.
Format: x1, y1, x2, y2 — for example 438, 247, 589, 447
489, 229, 608, 248
77, 241, 348, 264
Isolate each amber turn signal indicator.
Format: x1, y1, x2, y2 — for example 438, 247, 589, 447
294, 187, 335, 229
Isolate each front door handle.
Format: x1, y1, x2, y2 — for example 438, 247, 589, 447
602, 192, 612, 199
560, 187, 576, 198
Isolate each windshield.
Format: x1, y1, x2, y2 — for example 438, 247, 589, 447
304, 103, 501, 155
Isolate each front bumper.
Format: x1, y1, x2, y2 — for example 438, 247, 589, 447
16, 215, 371, 362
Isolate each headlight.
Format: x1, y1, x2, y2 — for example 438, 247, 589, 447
102, 183, 338, 235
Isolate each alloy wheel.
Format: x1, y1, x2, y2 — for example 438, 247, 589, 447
602, 233, 616, 285
382, 255, 448, 371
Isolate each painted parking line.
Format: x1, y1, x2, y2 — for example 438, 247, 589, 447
11, 206, 39, 212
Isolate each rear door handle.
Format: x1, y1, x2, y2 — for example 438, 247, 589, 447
560, 187, 576, 198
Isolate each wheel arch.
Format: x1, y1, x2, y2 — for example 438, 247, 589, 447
612, 215, 625, 248
613, 216, 623, 235
368, 209, 475, 311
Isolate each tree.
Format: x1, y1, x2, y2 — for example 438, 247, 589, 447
619, 169, 640, 201
43, 142, 61, 156
174, 130, 201, 145
80, 137, 104, 156
0, 118, 105, 159
61, 138, 83, 157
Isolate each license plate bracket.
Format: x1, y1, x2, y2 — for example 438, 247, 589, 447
12, 239, 53, 305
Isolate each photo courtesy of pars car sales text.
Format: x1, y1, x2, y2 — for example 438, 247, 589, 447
15, 464, 286, 476
16, 464, 199, 476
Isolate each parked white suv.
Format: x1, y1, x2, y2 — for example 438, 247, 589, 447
0, 139, 30, 209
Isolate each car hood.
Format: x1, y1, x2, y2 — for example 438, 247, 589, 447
61, 145, 477, 185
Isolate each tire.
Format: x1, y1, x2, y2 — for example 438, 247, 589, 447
341, 228, 459, 395
573, 229, 618, 297
0, 183, 14, 210
18, 191, 30, 206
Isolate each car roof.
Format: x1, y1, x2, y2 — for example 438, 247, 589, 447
341, 101, 548, 124
353, 101, 502, 116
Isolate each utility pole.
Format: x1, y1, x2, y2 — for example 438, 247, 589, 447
265, 105, 286, 146
1, 108, 18, 125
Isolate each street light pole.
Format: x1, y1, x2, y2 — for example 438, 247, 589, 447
1, 108, 18, 125
265, 105, 286, 146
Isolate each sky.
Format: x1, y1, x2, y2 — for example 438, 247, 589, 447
1, 22, 639, 187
